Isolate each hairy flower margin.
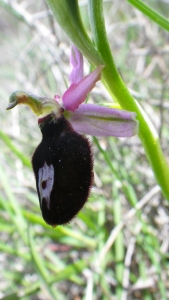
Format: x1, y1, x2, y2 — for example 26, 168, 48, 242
7, 45, 138, 137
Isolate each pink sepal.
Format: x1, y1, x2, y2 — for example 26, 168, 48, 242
62, 65, 104, 112
69, 45, 83, 84
67, 104, 138, 137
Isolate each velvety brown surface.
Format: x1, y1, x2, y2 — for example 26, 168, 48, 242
32, 114, 93, 226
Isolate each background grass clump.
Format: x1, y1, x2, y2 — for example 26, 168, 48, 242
0, 0, 169, 299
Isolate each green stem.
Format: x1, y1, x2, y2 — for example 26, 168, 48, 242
46, 0, 169, 200
127, 0, 169, 32
89, 0, 169, 201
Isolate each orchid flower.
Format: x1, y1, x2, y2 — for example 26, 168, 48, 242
7, 45, 138, 137
6, 45, 138, 227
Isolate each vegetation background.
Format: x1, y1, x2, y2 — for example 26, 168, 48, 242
0, 0, 169, 299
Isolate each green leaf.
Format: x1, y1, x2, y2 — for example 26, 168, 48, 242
45, 0, 103, 65
127, 0, 169, 31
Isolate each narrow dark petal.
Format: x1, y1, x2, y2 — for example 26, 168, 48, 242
32, 113, 93, 226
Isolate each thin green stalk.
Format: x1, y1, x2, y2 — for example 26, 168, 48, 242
88, 0, 169, 200
127, 0, 169, 31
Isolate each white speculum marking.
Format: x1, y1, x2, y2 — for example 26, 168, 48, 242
38, 162, 54, 210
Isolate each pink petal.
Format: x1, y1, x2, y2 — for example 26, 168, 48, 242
69, 45, 83, 84
67, 104, 138, 137
62, 65, 104, 112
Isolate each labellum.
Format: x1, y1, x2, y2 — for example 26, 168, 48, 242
32, 113, 93, 227
6, 91, 94, 227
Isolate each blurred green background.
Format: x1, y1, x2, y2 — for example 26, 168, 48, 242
0, 0, 169, 299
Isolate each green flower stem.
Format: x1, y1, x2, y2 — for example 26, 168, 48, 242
46, 0, 169, 200
89, 0, 169, 200
127, 0, 169, 32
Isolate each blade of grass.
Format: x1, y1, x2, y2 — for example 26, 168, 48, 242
0, 130, 31, 168
127, 0, 169, 32
0, 192, 27, 243
45, 249, 84, 285
24, 210, 96, 248
112, 183, 124, 299
0, 241, 30, 260
1, 258, 90, 299
93, 136, 138, 207
28, 228, 59, 300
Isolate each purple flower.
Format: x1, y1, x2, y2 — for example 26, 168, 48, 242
57, 45, 138, 137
